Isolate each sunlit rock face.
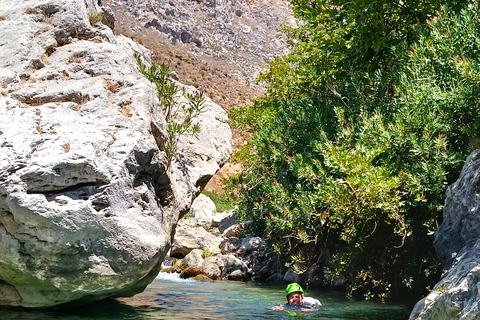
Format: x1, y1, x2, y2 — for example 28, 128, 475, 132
0, 0, 231, 308
410, 150, 480, 320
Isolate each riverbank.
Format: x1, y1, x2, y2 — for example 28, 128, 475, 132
163, 194, 309, 286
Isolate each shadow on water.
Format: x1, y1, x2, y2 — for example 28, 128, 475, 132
0, 273, 413, 320
0, 299, 149, 320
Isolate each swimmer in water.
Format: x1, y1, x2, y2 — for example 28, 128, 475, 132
272, 283, 322, 311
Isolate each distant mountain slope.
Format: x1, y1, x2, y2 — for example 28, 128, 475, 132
102, 0, 295, 110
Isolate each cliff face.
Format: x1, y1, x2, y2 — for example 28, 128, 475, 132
0, 0, 231, 308
410, 150, 480, 319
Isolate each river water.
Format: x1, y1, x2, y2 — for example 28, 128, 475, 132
0, 272, 412, 320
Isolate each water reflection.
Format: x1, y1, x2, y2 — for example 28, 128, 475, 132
0, 299, 142, 320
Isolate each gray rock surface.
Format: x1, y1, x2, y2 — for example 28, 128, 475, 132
222, 253, 248, 277
181, 248, 204, 268
219, 237, 242, 254
238, 236, 263, 254
0, 0, 231, 308
170, 226, 222, 257
201, 255, 224, 279
410, 150, 480, 319
215, 209, 238, 233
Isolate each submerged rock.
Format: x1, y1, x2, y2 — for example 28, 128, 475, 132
0, 0, 231, 308
410, 150, 480, 319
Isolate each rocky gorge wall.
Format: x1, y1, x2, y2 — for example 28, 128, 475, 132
410, 150, 480, 319
0, 0, 231, 308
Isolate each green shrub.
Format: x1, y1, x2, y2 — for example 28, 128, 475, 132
201, 248, 213, 259
229, 2, 479, 300
202, 190, 236, 213
88, 11, 103, 25
135, 52, 206, 166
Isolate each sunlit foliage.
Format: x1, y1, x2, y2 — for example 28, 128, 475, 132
229, 1, 479, 299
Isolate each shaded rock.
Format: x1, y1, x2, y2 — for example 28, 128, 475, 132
221, 223, 244, 238
216, 209, 238, 233
410, 150, 480, 319
283, 269, 301, 283
162, 256, 178, 267
181, 265, 202, 279
259, 265, 271, 278
266, 273, 283, 284
100, 6, 115, 29
228, 269, 246, 281
222, 254, 248, 275
219, 237, 242, 254
170, 226, 222, 258
238, 236, 263, 255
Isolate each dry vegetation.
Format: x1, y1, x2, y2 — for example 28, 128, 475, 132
67, 56, 82, 64
63, 143, 71, 153
88, 11, 104, 25
25, 7, 41, 14
120, 105, 132, 117
112, 13, 264, 112
106, 81, 117, 93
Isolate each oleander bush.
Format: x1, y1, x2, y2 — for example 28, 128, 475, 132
135, 52, 206, 166
228, 1, 479, 300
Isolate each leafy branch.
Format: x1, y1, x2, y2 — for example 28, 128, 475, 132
135, 52, 206, 167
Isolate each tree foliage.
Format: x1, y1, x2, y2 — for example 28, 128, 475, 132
229, 2, 479, 300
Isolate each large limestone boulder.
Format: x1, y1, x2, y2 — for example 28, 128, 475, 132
0, 0, 231, 308
410, 150, 480, 319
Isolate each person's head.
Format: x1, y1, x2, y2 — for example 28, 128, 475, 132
285, 283, 304, 305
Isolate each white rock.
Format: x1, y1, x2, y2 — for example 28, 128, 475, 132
170, 226, 222, 258
190, 193, 216, 225
0, 0, 231, 308
182, 248, 204, 268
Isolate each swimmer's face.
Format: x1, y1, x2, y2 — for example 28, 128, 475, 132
287, 292, 304, 305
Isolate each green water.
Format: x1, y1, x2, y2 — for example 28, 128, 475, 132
0, 273, 412, 319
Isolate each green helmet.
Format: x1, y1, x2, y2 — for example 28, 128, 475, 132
286, 283, 304, 296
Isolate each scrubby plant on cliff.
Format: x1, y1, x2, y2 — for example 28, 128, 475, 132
228, 1, 479, 300
135, 52, 206, 166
